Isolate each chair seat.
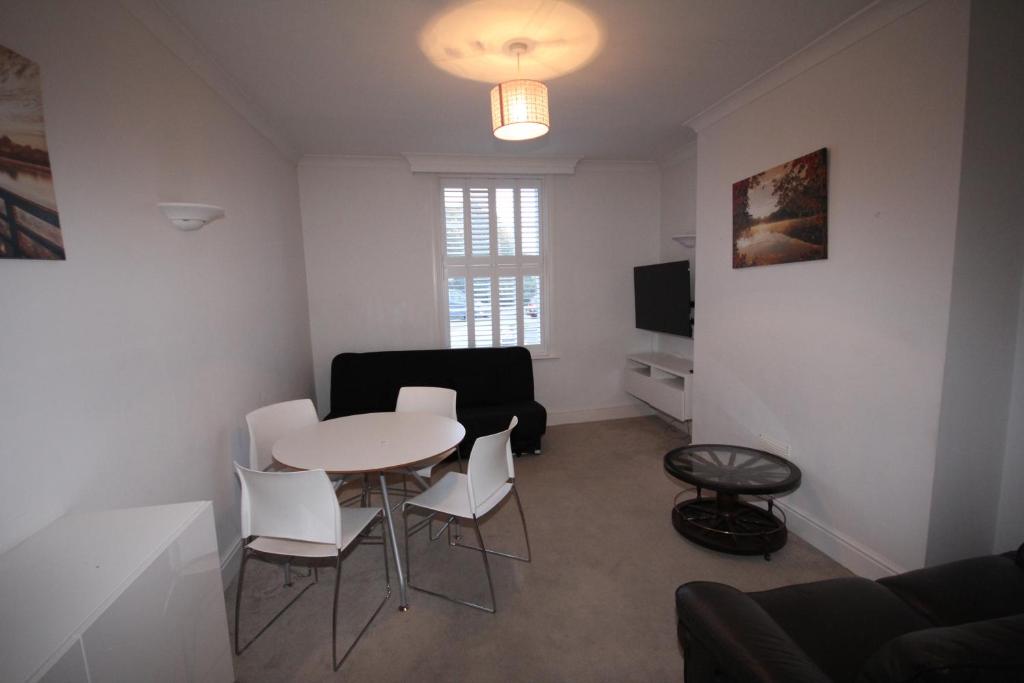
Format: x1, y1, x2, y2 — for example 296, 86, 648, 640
248, 506, 382, 558
405, 472, 511, 518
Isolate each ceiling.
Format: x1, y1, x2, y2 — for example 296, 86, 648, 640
155, 0, 874, 161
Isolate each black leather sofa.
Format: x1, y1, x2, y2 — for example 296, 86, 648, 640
326, 347, 546, 455
676, 544, 1024, 682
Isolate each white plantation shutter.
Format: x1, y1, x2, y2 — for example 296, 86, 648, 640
469, 187, 490, 256
443, 188, 465, 257
520, 187, 541, 256
439, 178, 548, 351
447, 276, 468, 348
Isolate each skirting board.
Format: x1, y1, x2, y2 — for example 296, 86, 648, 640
546, 403, 652, 426
775, 499, 905, 579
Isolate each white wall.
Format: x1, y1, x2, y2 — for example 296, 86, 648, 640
927, 0, 1024, 563
297, 157, 439, 417
692, 0, 970, 575
655, 144, 697, 359
0, 0, 313, 562
542, 162, 662, 422
298, 158, 661, 424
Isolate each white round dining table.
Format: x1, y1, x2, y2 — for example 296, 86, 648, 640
272, 412, 466, 609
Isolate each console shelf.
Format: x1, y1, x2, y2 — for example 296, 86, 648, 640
625, 352, 693, 422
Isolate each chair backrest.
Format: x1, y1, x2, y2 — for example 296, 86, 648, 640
235, 464, 341, 547
466, 416, 518, 513
245, 399, 318, 471
395, 386, 458, 420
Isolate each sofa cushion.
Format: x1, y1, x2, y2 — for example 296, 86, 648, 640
855, 613, 1024, 683
749, 578, 932, 683
459, 400, 546, 450
878, 554, 1024, 627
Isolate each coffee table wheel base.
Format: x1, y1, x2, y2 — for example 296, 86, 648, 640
672, 497, 787, 560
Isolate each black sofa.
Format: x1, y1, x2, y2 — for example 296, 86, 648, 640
326, 347, 546, 455
676, 544, 1024, 682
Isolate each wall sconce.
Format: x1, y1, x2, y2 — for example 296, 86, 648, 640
158, 203, 225, 231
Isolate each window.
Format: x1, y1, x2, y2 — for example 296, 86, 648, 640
439, 177, 548, 352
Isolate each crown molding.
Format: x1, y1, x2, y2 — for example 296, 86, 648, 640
121, 0, 299, 162
685, 0, 931, 133
299, 155, 407, 169
404, 154, 580, 175
575, 159, 659, 173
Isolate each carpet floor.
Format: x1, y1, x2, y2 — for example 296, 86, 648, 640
226, 416, 851, 681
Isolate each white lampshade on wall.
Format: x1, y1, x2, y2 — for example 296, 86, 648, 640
490, 79, 550, 141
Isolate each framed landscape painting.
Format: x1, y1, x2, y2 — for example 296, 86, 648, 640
0, 43, 64, 260
732, 148, 827, 268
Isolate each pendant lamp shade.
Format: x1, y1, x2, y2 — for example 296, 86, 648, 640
490, 79, 550, 141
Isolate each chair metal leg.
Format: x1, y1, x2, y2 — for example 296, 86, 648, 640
381, 511, 391, 588
513, 485, 532, 562
430, 514, 455, 541
403, 505, 411, 587
473, 517, 498, 614
331, 552, 342, 669
330, 514, 391, 671
234, 547, 317, 655
405, 505, 497, 614
453, 484, 531, 562
233, 547, 248, 655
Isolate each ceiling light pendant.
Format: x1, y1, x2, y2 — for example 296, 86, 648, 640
491, 80, 550, 140
490, 42, 549, 141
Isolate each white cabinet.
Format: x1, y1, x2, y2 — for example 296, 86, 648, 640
0, 502, 234, 683
625, 352, 693, 422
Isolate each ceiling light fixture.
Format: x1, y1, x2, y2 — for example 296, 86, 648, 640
490, 42, 549, 141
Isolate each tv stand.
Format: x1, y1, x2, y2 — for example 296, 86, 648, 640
625, 352, 693, 422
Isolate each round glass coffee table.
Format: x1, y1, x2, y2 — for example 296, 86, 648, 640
664, 444, 801, 559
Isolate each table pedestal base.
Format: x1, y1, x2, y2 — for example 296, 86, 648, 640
671, 492, 787, 560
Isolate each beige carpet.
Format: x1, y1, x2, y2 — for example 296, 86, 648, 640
226, 416, 850, 681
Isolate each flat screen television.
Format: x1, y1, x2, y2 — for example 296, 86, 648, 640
634, 260, 692, 337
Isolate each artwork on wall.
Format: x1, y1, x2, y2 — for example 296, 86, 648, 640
732, 148, 827, 268
0, 43, 64, 260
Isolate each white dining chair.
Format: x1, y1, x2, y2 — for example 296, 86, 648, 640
246, 397, 355, 492
233, 465, 390, 671
401, 416, 530, 613
393, 386, 462, 538
396, 386, 462, 478
246, 398, 360, 586
245, 399, 319, 472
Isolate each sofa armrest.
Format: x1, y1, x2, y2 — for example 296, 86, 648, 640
676, 582, 831, 683
855, 613, 1024, 683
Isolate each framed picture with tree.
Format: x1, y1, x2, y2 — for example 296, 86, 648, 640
732, 148, 827, 268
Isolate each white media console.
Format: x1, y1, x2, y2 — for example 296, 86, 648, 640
625, 352, 693, 422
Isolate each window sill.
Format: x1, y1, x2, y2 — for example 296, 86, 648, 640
529, 350, 560, 360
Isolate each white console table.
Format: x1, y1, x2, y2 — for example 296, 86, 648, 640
0, 502, 234, 683
625, 352, 693, 422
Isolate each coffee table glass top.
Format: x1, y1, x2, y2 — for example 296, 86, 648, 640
664, 444, 801, 495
